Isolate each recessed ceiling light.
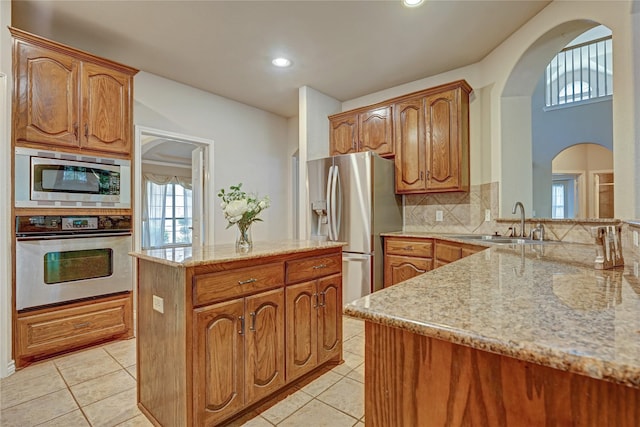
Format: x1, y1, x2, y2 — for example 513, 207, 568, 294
403, 0, 424, 7
272, 57, 292, 68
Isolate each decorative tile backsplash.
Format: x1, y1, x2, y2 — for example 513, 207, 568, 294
403, 182, 499, 235
403, 181, 625, 244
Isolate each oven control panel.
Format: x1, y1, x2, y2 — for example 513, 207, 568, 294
61, 217, 98, 230
16, 215, 132, 235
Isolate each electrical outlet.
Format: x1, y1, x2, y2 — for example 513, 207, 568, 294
484, 209, 491, 222
152, 295, 164, 314
634, 231, 639, 247
436, 210, 443, 222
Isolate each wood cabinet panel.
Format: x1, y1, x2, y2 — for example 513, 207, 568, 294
11, 27, 137, 157
359, 106, 394, 157
385, 237, 433, 258
285, 281, 318, 380
14, 41, 80, 147
81, 62, 131, 154
329, 105, 394, 158
424, 89, 464, 192
394, 97, 427, 193
365, 321, 640, 427
245, 288, 285, 404
393, 81, 471, 194
194, 299, 245, 427
15, 294, 132, 360
329, 114, 358, 156
434, 242, 463, 264
285, 254, 341, 284
194, 262, 284, 306
317, 274, 342, 364
384, 254, 432, 287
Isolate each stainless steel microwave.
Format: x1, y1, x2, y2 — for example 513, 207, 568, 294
15, 147, 131, 208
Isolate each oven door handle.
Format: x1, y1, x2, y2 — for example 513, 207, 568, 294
17, 232, 132, 241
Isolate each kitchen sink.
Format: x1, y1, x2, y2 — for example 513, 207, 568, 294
445, 234, 556, 245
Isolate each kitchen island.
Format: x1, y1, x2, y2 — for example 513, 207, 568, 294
344, 239, 640, 426
130, 240, 345, 426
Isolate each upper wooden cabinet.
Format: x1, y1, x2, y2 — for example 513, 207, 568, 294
11, 27, 138, 157
395, 81, 471, 194
329, 105, 394, 158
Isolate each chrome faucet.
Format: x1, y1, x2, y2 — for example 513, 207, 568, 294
512, 201, 526, 238
530, 223, 545, 241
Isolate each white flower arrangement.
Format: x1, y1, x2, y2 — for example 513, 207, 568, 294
218, 184, 270, 245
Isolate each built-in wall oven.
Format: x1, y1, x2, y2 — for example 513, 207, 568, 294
15, 215, 133, 311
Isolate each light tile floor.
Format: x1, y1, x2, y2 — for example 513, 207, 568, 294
0, 316, 365, 426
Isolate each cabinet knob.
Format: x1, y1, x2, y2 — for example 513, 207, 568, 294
73, 123, 78, 138
84, 123, 89, 139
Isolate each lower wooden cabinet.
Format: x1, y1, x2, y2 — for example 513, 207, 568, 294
135, 246, 343, 427
15, 293, 133, 367
384, 237, 434, 287
193, 289, 285, 426
434, 240, 484, 268
384, 236, 484, 287
285, 274, 342, 381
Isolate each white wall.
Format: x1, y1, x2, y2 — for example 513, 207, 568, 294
134, 72, 290, 244
297, 86, 341, 239
1, 2, 15, 378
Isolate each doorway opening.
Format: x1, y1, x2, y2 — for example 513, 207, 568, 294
134, 126, 214, 252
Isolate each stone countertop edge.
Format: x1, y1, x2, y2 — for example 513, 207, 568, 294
344, 243, 640, 390
129, 240, 346, 267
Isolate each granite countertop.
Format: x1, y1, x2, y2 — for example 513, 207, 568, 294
129, 240, 345, 267
345, 237, 640, 389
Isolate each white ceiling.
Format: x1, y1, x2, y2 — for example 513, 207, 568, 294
12, 0, 551, 118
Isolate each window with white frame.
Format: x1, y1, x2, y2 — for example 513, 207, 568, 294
545, 29, 612, 108
142, 176, 192, 249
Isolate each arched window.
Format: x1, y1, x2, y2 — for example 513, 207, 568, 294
545, 26, 612, 108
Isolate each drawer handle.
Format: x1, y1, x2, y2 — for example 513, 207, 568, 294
73, 322, 90, 329
312, 264, 327, 269
402, 246, 414, 251
238, 278, 258, 285
249, 312, 256, 332
238, 316, 245, 335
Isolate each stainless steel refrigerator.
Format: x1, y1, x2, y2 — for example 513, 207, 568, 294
307, 151, 402, 303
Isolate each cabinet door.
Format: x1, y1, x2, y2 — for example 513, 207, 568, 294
285, 281, 318, 380
317, 274, 342, 364
424, 89, 462, 191
81, 62, 132, 154
14, 41, 80, 148
359, 106, 394, 157
384, 254, 432, 287
394, 97, 427, 193
245, 288, 285, 404
329, 114, 358, 156
194, 299, 245, 427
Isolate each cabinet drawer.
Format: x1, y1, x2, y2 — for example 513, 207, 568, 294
286, 254, 341, 284
385, 237, 433, 258
16, 295, 132, 358
461, 244, 483, 258
435, 242, 463, 263
194, 263, 284, 306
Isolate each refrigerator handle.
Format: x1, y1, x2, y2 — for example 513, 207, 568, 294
332, 165, 341, 240
326, 165, 335, 241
